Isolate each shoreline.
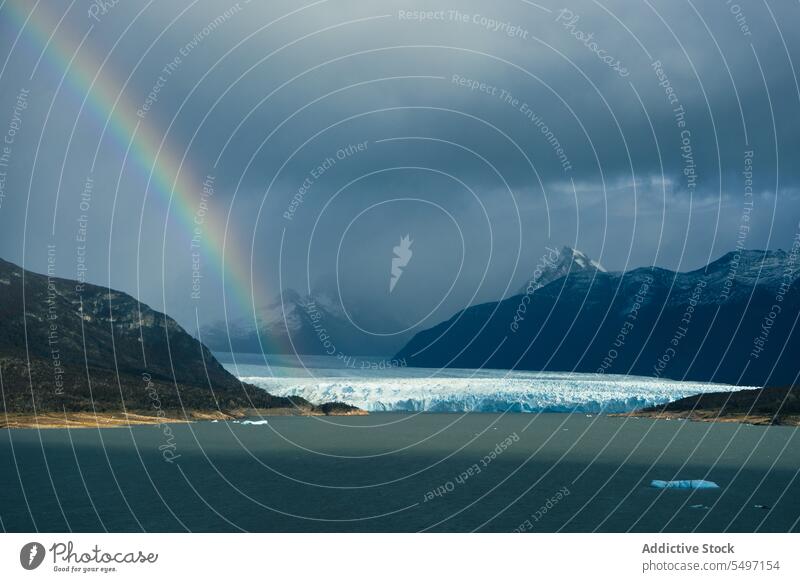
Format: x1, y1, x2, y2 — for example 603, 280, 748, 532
1, 406, 368, 430
618, 384, 800, 427
6, 404, 798, 430
616, 409, 800, 427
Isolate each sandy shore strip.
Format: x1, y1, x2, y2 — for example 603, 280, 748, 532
0, 411, 225, 430
1, 406, 367, 430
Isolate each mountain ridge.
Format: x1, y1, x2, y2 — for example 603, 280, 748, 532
0, 257, 361, 418
395, 248, 800, 387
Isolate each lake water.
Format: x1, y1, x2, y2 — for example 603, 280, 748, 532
2, 356, 794, 533
2, 413, 798, 532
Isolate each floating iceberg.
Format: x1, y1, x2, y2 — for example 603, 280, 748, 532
650, 480, 720, 489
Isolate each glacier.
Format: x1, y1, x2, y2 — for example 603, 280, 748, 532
222, 354, 742, 414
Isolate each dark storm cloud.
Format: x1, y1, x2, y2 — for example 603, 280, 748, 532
122, 0, 797, 191
1, 0, 799, 328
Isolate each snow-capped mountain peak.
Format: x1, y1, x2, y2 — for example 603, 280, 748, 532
517, 246, 605, 295
562, 246, 606, 272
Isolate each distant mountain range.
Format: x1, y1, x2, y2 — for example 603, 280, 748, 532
0, 257, 353, 415
201, 247, 606, 357
395, 248, 800, 387
201, 289, 412, 357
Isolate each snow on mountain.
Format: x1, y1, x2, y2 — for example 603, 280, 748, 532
517, 246, 605, 295
253, 289, 307, 332
692, 249, 799, 302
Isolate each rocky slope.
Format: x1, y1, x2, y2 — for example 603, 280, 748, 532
624, 385, 800, 426
0, 257, 360, 417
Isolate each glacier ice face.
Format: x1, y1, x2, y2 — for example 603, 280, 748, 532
225, 356, 741, 414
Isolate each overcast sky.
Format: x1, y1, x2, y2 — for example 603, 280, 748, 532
1, 0, 798, 332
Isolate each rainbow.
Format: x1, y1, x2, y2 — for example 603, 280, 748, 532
4, 1, 278, 345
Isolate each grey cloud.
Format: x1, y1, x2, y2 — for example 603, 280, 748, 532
1, 0, 798, 330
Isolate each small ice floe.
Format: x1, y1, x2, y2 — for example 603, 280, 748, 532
650, 479, 720, 489
237, 419, 269, 426
689, 504, 710, 510
754, 504, 771, 510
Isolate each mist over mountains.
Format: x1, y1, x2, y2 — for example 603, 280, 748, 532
201, 287, 414, 357
200, 246, 605, 357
